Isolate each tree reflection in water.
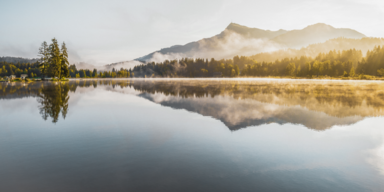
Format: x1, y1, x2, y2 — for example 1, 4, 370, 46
37, 82, 70, 123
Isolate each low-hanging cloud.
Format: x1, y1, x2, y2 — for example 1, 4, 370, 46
103, 60, 143, 71
193, 29, 285, 58
149, 52, 186, 63
145, 29, 285, 63
74, 60, 143, 71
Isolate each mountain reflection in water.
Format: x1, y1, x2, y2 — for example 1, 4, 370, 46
1, 79, 384, 130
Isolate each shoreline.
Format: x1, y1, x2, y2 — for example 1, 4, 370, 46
65, 76, 384, 81
2, 76, 384, 82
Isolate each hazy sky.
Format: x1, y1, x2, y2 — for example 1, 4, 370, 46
1, 0, 383, 65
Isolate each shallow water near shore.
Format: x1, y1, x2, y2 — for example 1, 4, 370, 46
1, 78, 384, 192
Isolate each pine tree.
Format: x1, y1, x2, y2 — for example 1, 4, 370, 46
60, 42, 70, 78
48, 38, 62, 78
9, 66, 14, 75
350, 67, 356, 77
38, 41, 49, 77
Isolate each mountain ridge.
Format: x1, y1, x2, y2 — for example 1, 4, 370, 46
136, 23, 366, 62
272, 23, 366, 48
225, 23, 288, 39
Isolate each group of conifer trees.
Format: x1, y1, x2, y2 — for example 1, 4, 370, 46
38, 38, 69, 79
67, 65, 132, 78
0, 62, 41, 77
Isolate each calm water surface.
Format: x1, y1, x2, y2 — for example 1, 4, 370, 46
1, 79, 384, 192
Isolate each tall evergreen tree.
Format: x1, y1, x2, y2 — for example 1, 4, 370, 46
9, 66, 14, 75
93, 69, 98, 77
60, 42, 70, 78
48, 38, 62, 78
38, 41, 49, 76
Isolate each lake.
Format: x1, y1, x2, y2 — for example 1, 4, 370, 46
1, 78, 384, 192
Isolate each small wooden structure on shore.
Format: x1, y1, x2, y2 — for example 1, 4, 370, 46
20, 74, 28, 80
9, 75, 16, 80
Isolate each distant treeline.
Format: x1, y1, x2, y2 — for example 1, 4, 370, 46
2, 45, 384, 79
250, 37, 384, 63
0, 62, 42, 78
0, 57, 39, 64
0, 61, 132, 78
68, 65, 132, 78
131, 46, 384, 78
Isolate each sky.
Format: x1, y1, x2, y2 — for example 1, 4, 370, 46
1, 0, 384, 65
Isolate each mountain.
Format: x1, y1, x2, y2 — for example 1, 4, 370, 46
0, 23, 368, 71
136, 23, 366, 62
224, 23, 288, 39
136, 23, 288, 62
272, 23, 366, 48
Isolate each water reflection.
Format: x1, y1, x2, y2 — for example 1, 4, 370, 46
0, 82, 73, 123
128, 79, 384, 130
37, 83, 70, 123
1, 79, 384, 129
2, 79, 384, 191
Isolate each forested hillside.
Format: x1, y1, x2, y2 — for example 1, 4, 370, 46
131, 46, 384, 78
0, 62, 41, 78
250, 37, 384, 62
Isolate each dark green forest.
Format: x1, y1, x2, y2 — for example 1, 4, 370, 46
0, 62, 42, 78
